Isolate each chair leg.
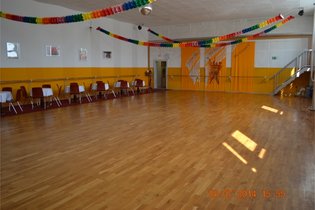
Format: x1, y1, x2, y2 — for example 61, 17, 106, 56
43, 98, 46, 109
86, 93, 92, 102
53, 96, 61, 107
9, 102, 17, 114
130, 88, 135, 95
16, 101, 23, 111
56, 97, 62, 106
111, 90, 116, 98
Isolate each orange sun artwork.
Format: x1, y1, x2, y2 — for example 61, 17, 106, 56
208, 60, 222, 85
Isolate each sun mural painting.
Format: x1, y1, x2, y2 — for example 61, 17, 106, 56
185, 51, 200, 85
208, 60, 222, 85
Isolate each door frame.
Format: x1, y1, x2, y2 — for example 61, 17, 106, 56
153, 60, 168, 89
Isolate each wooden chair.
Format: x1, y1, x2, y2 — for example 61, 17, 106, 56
97, 81, 117, 98
134, 79, 147, 94
42, 84, 62, 107
15, 89, 24, 111
56, 84, 63, 102
104, 82, 117, 98
31, 87, 45, 109
20, 86, 28, 98
117, 80, 134, 96
1, 87, 20, 114
41, 84, 52, 106
96, 81, 107, 99
83, 82, 94, 102
69, 83, 81, 104
2, 87, 13, 92
20, 86, 33, 105
42, 84, 51, 88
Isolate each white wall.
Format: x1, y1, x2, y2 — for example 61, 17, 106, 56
149, 15, 311, 69
0, 0, 148, 68
2, 0, 311, 70
255, 38, 309, 68
150, 47, 181, 68
150, 38, 309, 69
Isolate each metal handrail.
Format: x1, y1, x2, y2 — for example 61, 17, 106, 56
269, 49, 312, 80
168, 75, 266, 79
0, 75, 140, 84
270, 49, 312, 94
272, 65, 312, 95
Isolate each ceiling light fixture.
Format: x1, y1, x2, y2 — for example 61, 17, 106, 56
139, 4, 152, 16
137, 24, 145, 30
297, 0, 304, 16
298, 7, 304, 16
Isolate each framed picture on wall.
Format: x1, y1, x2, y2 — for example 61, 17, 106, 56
79, 48, 87, 61
6, 42, 20, 59
103, 51, 111, 59
46, 45, 60, 56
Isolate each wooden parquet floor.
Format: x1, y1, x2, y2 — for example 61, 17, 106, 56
1, 91, 314, 210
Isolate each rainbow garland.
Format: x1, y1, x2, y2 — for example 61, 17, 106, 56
147, 14, 284, 45
147, 29, 179, 43
0, 0, 156, 24
96, 16, 294, 48
202, 16, 295, 48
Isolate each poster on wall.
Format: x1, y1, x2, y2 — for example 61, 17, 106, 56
79, 48, 87, 61
181, 48, 201, 89
204, 47, 228, 91
103, 51, 111, 59
6, 42, 20, 59
46, 45, 60, 56
205, 48, 226, 85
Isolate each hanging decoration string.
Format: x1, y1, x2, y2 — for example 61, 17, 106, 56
147, 29, 180, 43
0, 0, 156, 24
147, 14, 284, 45
96, 16, 294, 48
201, 16, 294, 48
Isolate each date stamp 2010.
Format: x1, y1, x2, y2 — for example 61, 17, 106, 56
208, 189, 286, 200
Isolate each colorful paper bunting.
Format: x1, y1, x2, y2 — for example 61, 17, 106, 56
147, 14, 284, 46
0, 0, 156, 24
147, 29, 180, 43
96, 16, 294, 48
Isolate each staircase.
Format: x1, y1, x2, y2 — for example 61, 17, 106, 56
270, 49, 312, 95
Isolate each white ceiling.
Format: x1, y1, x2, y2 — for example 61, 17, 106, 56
34, 0, 314, 27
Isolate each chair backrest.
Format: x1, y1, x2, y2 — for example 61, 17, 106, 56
2, 87, 13, 92
56, 84, 63, 97
42, 84, 51, 88
32, 87, 44, 98
97, 81, 105, 91
105, 83, 109, 90
114, 81, 121, 88
20, 86, 28, 98
135, 79, 144, 87
16, 89, 22, 101
120, 80, 128, 88
70, 83, 80, 94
